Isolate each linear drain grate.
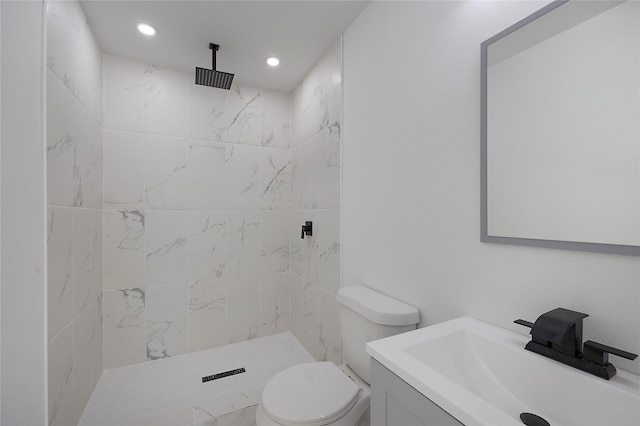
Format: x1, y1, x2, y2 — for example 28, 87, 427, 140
202, 368, 246, 383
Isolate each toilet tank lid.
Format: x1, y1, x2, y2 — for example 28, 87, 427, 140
337, 285, 419, 326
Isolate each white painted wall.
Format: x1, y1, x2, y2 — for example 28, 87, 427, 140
342, 1, 640, 375
1, 0, 48, 423
0, 1, 3, 417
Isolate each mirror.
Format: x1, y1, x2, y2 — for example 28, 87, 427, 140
481, 0, 640, 256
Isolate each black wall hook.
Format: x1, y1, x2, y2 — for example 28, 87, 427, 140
301, 221, 312, 239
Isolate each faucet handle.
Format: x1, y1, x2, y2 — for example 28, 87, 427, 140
300, 221, 312, 239
514, 319, 534, 328
583, 340, 638, 366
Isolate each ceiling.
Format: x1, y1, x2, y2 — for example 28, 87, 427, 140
80, 0, 369, 92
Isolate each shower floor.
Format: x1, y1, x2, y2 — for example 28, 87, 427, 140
80, 332, 315, 426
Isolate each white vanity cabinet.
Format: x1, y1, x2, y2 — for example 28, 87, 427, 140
370, 359, 463, 426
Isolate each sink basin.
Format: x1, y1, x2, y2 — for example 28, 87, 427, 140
366, 317, 640, 426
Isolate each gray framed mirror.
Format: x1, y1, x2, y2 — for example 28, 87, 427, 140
481, 0, 640, 256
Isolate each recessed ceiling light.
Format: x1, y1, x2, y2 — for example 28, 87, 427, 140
266, 57, 280, 67
137, 23, 156, 36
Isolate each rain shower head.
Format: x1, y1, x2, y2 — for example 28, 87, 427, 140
195, 43, 234, 90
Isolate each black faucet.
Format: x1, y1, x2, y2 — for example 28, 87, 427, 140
515, 308, 637, 380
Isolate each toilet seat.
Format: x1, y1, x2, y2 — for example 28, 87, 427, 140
262, 362, 360, 426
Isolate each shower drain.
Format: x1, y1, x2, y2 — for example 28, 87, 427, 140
202, 367, 246, 383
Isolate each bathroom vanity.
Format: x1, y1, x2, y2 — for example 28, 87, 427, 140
366, 317, 640, 426
370, 359, 462, 426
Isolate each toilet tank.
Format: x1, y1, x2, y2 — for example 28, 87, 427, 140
337, 285, 419, 384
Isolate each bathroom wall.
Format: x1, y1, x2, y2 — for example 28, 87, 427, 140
1, 1, 48, 424
46, 1, 104, 424
342, 1, 640, 375
289, 39, 343, 364
102, 55, 291, 368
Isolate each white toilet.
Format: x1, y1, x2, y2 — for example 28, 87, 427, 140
256, 285, 419, 426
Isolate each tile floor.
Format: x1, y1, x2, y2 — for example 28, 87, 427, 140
80, 332, 315, 425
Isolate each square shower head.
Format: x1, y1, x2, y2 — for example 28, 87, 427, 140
195, 67, 234, 90
195, 43, 234, 90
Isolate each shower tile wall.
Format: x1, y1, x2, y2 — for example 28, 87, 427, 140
290, 40, 342, 364
102, 54, 292, 368
46, 1, 104, 425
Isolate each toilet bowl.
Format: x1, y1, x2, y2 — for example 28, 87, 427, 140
256, 285, 419, 426
255, 363, 370, 426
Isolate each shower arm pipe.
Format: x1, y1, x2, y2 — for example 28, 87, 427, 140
210, 43, 219, 70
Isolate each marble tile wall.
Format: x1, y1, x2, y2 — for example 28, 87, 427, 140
46, 1, 104, 425
102, 54, 292, 369
290, 39, 343, 364
45, 1, 340, 419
